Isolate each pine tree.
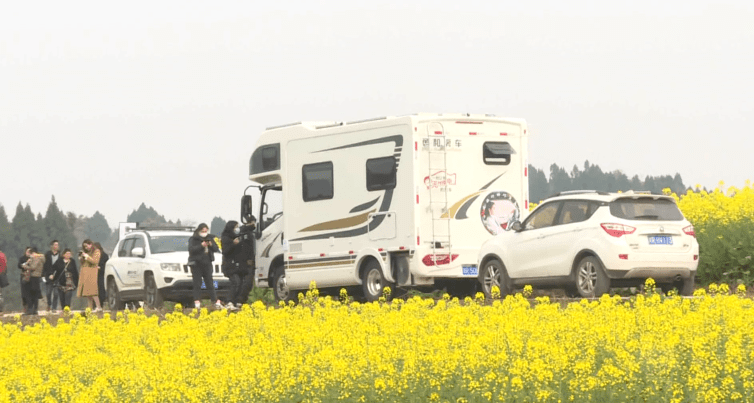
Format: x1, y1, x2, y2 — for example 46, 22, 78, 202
210, 216, 227, 235
44, 196, 77, 251
11, 203, 34, 255
85, 211, 112, 243
0, 204, 13, 253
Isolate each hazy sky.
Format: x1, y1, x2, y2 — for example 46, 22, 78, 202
2, 1, 752, 228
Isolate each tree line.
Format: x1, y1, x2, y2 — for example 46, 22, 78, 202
528, 161, 688, 204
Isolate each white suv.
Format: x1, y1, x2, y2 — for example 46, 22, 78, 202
477, 191, 699, 298
105, 227, 230, 309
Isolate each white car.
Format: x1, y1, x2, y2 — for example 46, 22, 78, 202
105, 227, 230, 309
477, 191, 700, 298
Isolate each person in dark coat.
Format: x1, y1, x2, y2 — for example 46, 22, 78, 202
221, 221, 246, 310
237, 218, 257, 305
17, 247, 31, 311
188, 223, 222, 310
42, 240, 61, 312
50, 249, 79, 311
94, 242, 108, 306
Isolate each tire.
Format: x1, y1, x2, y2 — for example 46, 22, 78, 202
272, 266, 294, 303
361, 260, 387, 302
575, 256, 610, 298
144, 273, 164, 309
107, 278, 126, 311
478, 259, 512, 299
680, 276, 695, 297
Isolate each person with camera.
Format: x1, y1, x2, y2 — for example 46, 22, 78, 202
221, 220, 256, 310
188, 223, 222, 310
238, 217, 257, 305
21, 247, 45, 315
77, 239, 102, 313
50, 248, 78, 311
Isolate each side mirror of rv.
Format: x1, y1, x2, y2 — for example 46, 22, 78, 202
511, 221, 523, 232
241, 195, 253, 224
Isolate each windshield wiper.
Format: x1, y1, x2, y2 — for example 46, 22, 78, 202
633, 215, 659, 220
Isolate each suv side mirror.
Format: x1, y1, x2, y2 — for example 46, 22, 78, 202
511, 221, 523, 232
241, 195, 253, 224
131, 247, 145, 258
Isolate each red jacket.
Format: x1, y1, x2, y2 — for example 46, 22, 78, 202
0, 252, 6, 274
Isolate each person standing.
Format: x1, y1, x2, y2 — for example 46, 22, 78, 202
18, 247, 31, 311
51, 249, 78, 311
221, 221, 244, 310
42, 240, 61, 313
0, 247, 8, 310
94, 242, 109, 306
237, 218, 257, 305
77, 239, 102, 312
21, 248, 45, 315
188, 223, 222, 310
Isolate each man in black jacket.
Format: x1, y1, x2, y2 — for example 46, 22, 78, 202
42, 240, 61, 312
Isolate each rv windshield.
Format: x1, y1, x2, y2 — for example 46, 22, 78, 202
261, 187, 283, 230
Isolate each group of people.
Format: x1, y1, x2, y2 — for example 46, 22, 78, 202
188, 219, 256, 311
0, 219, 256, 315
16, 239, 109, 315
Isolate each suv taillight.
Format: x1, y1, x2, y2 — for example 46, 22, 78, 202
600, 223, 636, 237
683, 225, 695, 238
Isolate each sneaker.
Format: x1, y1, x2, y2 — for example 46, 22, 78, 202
226, 302, 239, 311
214, 301, 223, 310
194, 302, 201, 310
93, 307, 103, 313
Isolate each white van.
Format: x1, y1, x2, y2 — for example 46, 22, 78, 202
241, 113, 530, 301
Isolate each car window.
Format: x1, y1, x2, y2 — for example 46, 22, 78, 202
149, 236, 190, 254
609, 197, 683, 221
559, 201, 590, 225
523, 202, 560, 230
118, 238, 134, 257
132, 237, 146, 255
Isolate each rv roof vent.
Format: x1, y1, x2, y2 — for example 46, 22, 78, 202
265, 121, 302, 131
346, 116, 387, 125
314, 122, 344, 130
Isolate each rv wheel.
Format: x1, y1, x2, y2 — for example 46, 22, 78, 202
361, 260, 388, 302
272, 266, 294, 303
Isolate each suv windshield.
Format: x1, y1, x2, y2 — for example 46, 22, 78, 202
149, 236, 190, 254
609, 198, 683, 221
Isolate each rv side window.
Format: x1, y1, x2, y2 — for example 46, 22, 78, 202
366, 156, 396, 191
483, 142, 515, 165
302, 162, 334, 202
250, 144, 281, 175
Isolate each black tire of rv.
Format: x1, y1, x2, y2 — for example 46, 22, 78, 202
361, 260, 389, 302
272, 266, 294, 303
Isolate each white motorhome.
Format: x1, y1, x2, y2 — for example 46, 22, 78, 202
241, 113, 530, 302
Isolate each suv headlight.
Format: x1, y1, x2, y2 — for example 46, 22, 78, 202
160, 263, 182, 272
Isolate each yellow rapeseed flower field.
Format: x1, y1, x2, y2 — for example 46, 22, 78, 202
2, 285, 754, 402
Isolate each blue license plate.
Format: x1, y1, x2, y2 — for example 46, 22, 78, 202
201, 280, 219, 290
648, 236, 673, 245
462, 265, 478, 276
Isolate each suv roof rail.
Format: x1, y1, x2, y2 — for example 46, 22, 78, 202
127, 226, 195, 233
622, 190, 653, 195
548, 190, 611, 198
